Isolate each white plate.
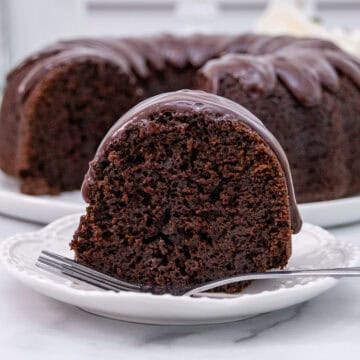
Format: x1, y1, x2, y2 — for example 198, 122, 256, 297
0, 171, 84, 223
1, 170, 360, 227
1, 214, 359, 325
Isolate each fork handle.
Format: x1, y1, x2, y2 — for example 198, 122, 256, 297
184, 267, 360, 296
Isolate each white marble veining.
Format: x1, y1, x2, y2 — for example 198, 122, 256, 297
1, 214, 360, 359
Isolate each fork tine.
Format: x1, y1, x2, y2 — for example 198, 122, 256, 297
40, 250, 143, 291
38, 252, 147, 292
38, 255, 130, 291
42, 250, 142, 290
37, 256, 133, 292
36, 259, 122, 292
61, 269, 122, 292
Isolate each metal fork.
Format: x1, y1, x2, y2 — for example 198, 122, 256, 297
36, 250, 360, 297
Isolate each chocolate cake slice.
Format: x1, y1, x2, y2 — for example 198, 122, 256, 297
70, 90, 302, 295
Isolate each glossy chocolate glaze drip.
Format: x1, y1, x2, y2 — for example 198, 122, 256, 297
82, 90, 302, 233
199, 45, 360, 106
65, 39, 149, 77
227, 34, 340, 56
122, 38, 165, 71
13, 35, 233, 107
17, 47, 135, 106
12, 33, 359, 110
183, 34, 233, 66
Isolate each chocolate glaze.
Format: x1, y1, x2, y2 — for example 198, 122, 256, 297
13, 35, 233, 107
199, 44, 360, 106
183, 34, 233, 66
82, 90, 302, 234
226, 34, 340, 55
17, 47, 135, 106
11, 33, 360, 110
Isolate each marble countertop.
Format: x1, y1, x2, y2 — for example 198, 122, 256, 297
1, 214, 360, 359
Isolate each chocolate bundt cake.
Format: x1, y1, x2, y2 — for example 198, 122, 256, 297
70, 90, 302, 295
197, 37, 360, 202
0, 34, 359, 202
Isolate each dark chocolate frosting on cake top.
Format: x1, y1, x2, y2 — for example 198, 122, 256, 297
199, 47, 360, 106
13, 35, 233, 107
82, 90, 302, 233
226, 34, 341, 55
12, 33, 360, 109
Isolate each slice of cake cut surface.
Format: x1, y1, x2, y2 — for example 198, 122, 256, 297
70, 90, 302, 295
